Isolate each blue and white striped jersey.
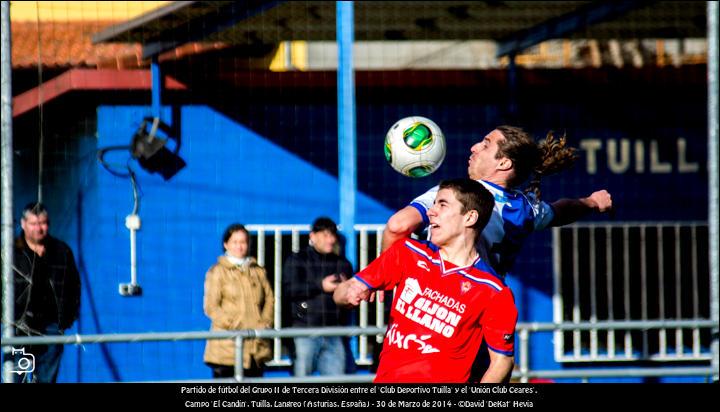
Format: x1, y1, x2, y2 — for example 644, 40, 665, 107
409, 180, 555, 275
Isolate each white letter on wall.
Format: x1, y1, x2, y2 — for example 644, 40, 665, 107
607, 139, 630, 174
580, 139, 602, 175
650, 140, 672, 173
635, 140, 645, 173
677, 138, 699, 173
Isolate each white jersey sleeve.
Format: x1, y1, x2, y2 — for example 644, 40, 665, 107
408, 185, 440, 226
524, 192, 555, 231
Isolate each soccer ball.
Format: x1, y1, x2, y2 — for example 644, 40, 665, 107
384, 116, 446, 178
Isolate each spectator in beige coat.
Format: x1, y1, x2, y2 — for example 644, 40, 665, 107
204, 224, 274, 378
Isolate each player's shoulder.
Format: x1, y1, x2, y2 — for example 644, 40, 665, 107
479, 179, 505, 196
479, 180, 526, 206
458, 259, 507, 293
484, 182, 541, 221
404, 237, 437, 250
520, 189, 545, 206
400, 238, 440, 260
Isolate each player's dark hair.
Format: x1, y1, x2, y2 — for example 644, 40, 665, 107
439, 178, 494, 237
496, 125, 578, 199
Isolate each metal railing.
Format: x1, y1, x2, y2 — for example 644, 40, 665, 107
225, 222, 718, 367
244, 224, 386, 366
2, 320, 715, 383
553, 222, 712, 362
513, 319, 716, 383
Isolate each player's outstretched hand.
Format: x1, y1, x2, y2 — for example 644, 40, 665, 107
589, 190, 612, 213
334, 277, 371, 308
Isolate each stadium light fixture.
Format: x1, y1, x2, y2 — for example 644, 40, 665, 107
130, 117, 186, 180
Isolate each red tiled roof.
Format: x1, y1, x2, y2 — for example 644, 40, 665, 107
11, 21, 143, 69
11, 21, 229, 69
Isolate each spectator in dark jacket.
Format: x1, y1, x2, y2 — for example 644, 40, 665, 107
282, 217, 353, 376
7, 202, 81, 383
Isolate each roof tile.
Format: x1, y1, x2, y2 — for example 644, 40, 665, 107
11, 21, 229, 69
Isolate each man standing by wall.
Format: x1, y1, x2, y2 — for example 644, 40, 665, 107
8, 202, 81, 383
283, 217, 353, 377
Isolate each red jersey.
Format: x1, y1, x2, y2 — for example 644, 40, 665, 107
355, 239, 517, 383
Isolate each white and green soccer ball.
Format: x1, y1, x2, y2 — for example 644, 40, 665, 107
384, 116, 446, 178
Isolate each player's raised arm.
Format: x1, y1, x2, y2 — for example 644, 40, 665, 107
333, 277, 371, 308
550, 189, 613, 227
382, 205, 424, 252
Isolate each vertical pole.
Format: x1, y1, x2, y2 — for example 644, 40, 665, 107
640, 225, 648, 358
552, 227, 564, 361
706, 0, 719, 383
657, 226, 667, 357
337, 1, 357, 271
1, 0, 16, 384
151, 55, 161, 120
691, 225, 701, 357
375, 228, 385, 346
606, 227, 615, 358
234, 336, 244, 382
508, 52, 518, 121
358, 229, 369, 363
589, 227, 598, 359
273, 229, 282, 363
129, 226, 137, 285
674, 225, 683, 357
519, 328, 529, 383
623, 225, 632, 359
572, 227, 580, 358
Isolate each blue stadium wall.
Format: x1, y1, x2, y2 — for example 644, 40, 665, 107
9, 67, 708, 382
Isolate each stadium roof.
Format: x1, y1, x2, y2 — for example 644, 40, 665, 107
92, 1, 707, 59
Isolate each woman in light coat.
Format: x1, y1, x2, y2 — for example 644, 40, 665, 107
204, 224, 274, 378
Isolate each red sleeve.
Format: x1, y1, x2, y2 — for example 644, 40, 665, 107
481, 288, 518, 356
354, 239, 406, 291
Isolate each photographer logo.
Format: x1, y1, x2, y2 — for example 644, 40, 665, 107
11, 347, 35, 375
